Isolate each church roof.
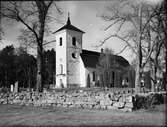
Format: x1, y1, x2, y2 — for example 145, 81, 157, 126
81, 50, 100, 68
81, 49, 130, 68
53, 14, 85, 34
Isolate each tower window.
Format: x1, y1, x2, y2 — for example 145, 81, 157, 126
72, 52, 77, 59
59, 37, 62, 46
60, 64, 63, 74
72, 37, 76, 46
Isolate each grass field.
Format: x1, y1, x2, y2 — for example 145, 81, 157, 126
0, 104, 166, 127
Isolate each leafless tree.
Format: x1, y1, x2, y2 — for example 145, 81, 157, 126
99, 0, 165, 93
0, 1, 63, 92
97, 48, 119, 88
148, 1, 167, 90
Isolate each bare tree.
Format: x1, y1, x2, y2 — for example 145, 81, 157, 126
97, 48, 126, 88
0, 1, 62, 92
97, 48, 115, 87
99, 0, 163, 93
149, 1, 167, 90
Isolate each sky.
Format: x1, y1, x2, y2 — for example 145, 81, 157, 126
2, 0, 161, 63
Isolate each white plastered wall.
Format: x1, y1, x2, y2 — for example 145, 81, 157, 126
55, 30, 67, 88
66, 30, 83, 87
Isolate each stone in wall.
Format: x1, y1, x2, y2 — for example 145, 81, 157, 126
113, 102, 125, 109
125, 95, 133, 103
120, 107, 133, 112
124, 102, 133, 108
100, 99, 112, 106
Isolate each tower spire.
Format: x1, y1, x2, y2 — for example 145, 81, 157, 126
67, 12, 71, 25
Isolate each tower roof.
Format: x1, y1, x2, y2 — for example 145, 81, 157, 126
53, 13, 85, 34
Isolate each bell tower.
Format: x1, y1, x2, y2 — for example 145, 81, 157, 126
53, 13, 85, 88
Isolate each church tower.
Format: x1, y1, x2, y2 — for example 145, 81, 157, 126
53, 14, 85, 88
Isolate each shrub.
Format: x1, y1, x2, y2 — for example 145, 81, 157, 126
134, 93, 166, 110
0, 87, 10, 93
134, 95, 147, 109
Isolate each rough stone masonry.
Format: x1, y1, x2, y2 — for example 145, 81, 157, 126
0, 89, 166, 112
0, 89, 135, 112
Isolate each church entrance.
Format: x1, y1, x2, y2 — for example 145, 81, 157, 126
60, 79, 64, 88
87, 74, 90, 88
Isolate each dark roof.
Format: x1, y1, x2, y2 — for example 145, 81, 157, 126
81, 50, 100, 68
53, 16, 85, 34
81, 49, 130, 68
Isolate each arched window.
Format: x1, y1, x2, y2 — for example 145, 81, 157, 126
93, 71, 95, 81
59, 37, 62, 46
72, 52, 77, 59
72, 37, 76, 46
60, 64, 63, 74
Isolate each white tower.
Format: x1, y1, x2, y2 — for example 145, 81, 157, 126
53, 14, 85, 88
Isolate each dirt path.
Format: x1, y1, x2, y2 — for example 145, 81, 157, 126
0, 104, 166, 127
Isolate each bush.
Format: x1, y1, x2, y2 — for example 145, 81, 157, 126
0, 87, 10, 93
151, 93, 165, 105
134, 93, 166, 110
134, 95, 147, 109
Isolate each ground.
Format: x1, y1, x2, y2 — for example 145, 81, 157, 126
0, 104, 166, 127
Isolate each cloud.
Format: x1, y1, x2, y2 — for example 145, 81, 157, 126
145, 0, 163, 4
136, 0, 164, 5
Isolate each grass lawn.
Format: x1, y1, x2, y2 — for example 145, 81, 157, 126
0, 104, 166, 127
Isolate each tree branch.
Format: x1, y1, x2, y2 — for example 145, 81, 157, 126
141, 41, 156, 69
43, 39, 56, 46
112, 34, 137, 54
115, 45, 128, 55
141, 9, 157, 35
17, 16, 39, 42
104, 18, 124, 31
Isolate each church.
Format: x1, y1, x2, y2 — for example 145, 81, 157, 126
53, 15, 134, 88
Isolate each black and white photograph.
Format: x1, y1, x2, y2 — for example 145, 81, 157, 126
0, 0, 166, 126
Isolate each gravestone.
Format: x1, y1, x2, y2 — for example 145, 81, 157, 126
10, 84, 14, 92
14, 81, 18, 93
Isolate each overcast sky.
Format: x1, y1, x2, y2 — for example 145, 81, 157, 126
2, 1, 161, 63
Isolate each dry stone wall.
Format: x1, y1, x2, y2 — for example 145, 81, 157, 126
1, 89, 166, 112
0, 90, 135, 112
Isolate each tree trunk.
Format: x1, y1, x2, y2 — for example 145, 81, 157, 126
36, 44, 43, 92
135, 63, 141, 93
28, 67, 31, 90
146, 10, 154, 92
165, 39, 167, 90
5, 70, 8, 87
163, 0, 167, 91
35, 1, 47, 92
135, 4, 143, 93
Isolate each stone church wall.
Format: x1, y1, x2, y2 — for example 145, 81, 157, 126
55, 30, 67, 88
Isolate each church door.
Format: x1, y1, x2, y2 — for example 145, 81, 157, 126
60, 79, 64, 88
87, 74, 90, 88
